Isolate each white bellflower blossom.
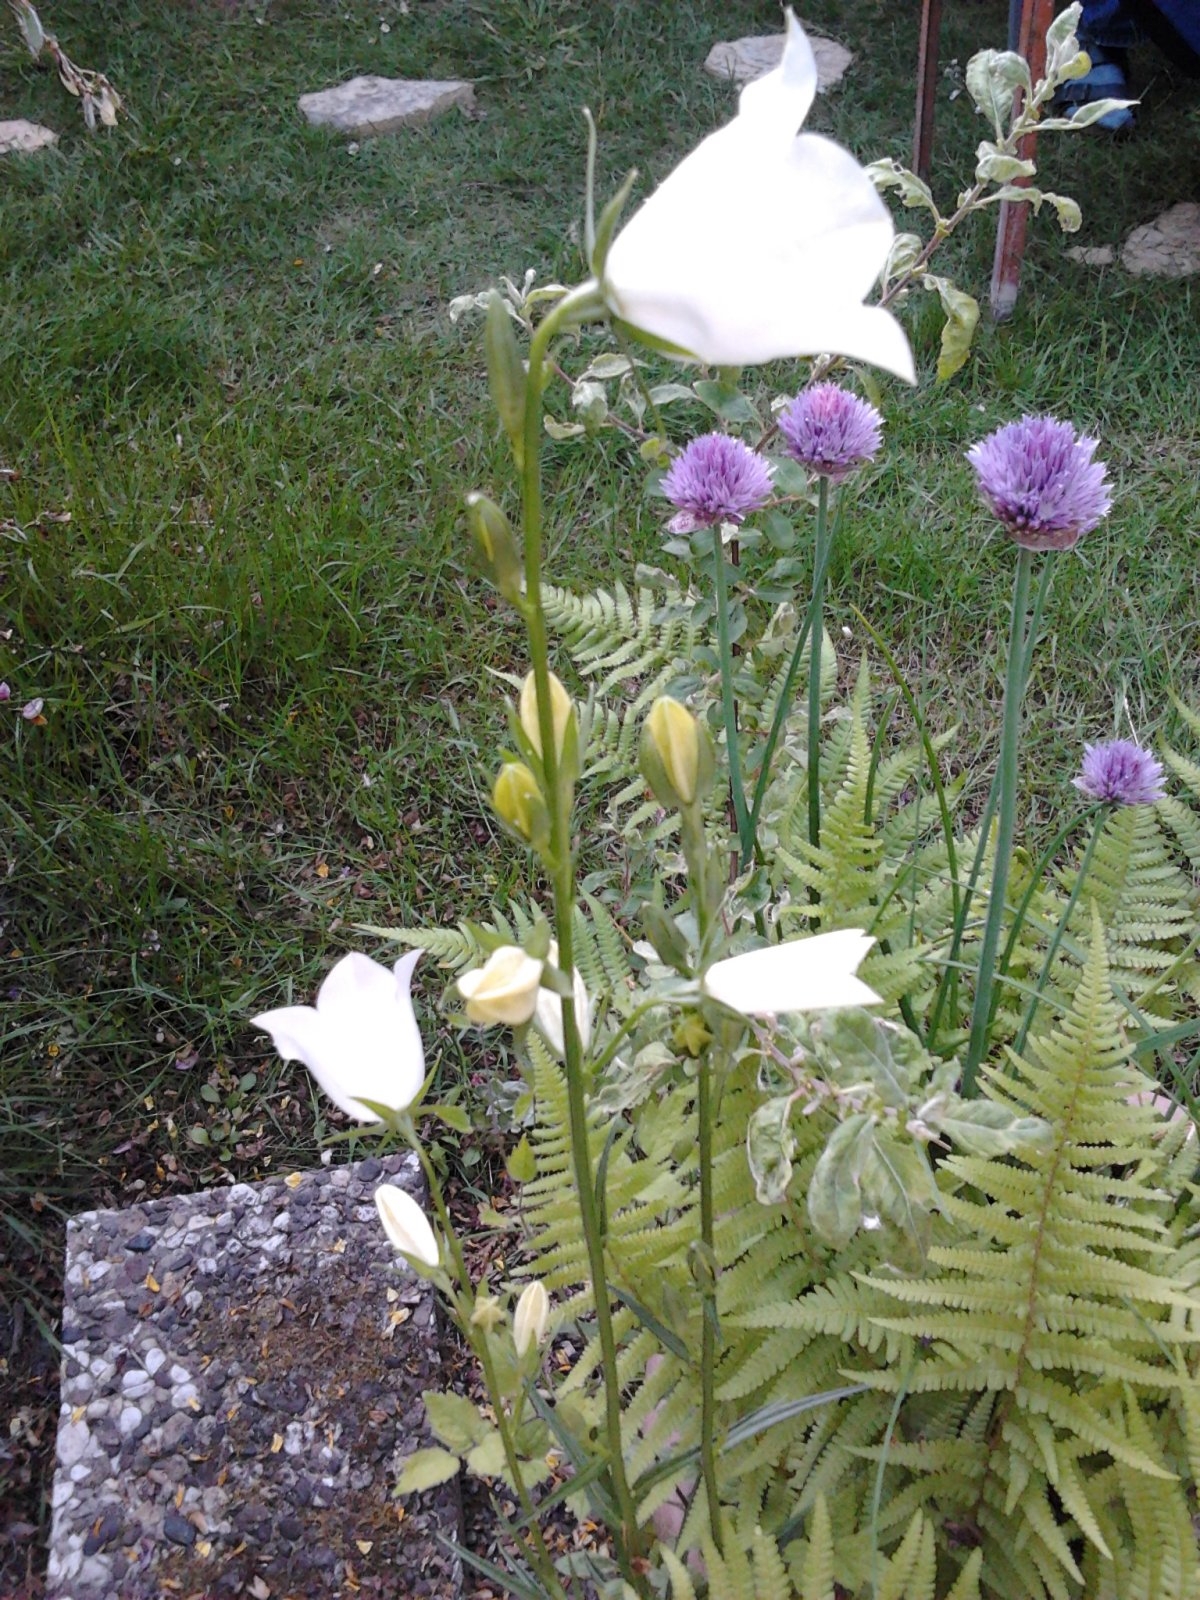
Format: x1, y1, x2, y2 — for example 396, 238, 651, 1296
252, 950, 425, 1123
602, 11, 914, 381
703, 929, 879, 1016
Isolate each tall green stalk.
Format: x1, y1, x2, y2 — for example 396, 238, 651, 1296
681, 802, 724, 1555
744, 489, 842, 871
927, 558, 1056, 1051
807, 476, 831, 860
1012, 806, 1109, 1056
519, 287, 647, 1588
962, 547, 1037, 1094
711, 522, 753, 861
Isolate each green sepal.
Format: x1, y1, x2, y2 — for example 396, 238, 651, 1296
485, 291, 527, 469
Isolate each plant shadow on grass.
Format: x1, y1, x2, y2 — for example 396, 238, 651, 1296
1, 0, 1199, 1583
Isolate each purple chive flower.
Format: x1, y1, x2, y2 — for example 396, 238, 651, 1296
967, 415, 1112, 552
778, 382, 882, 484
661, 432, 774, 535
1073, 740, 1165, 806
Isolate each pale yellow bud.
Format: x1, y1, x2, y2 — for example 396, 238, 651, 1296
456, 945, 544, 1027
513, 1279, 550, 1356
518, 670, 574, 762
491, 761, 547, 846
646, 697, 701, 805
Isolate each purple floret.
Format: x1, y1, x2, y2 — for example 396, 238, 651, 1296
1073, 739, 1165, 806
778, 383, 882, 484
661, 432, 774, 534
967, 415, 1112, 552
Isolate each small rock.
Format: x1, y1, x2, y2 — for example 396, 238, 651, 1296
58, 1419, 90, 1470
298, 74, 474, 136
1066, 245, 1116, 266
0, 119, 58, 156
82, 1510, 122, 1555
1121, 202, 1200, 279
162, 1511, 197, 1547
704, 31, 853, 93
143, 1346, 166, 1376
118, 1404, 144, 1436
125, 1230, 155, 1252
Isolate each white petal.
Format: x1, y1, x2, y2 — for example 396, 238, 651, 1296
737, 9, 817, 139
375, 1184, 439, 1267
603, 13, 913, 381
253, 950, 425, 1122
702, 929, 880, 1015
533, 968, 592, 1059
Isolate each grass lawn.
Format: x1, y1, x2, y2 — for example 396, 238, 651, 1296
2, 0, 1198, 1580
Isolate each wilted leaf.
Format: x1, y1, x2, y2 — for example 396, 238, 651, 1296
808, 1112, 874, 1247
923, 275, 980, 382
966, 49, 1032, 138
936, 1100, 1052, 1157
866, 160, 939, 216
747, 1095, 796, 1206
423, 1391, 490, 1454
394, 1447, 460, 1494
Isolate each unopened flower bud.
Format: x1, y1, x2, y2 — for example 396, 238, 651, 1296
491, 761, 548, 847
518, 670, 575, 764
465, 492, 523, 605
457, 945, 544, 1027
513, 1280, 550, 1356
641, 696, 713, 811
485, 291, 527, 468
375, 1184, 439, 1267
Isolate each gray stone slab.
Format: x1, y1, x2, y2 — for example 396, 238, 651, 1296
704, 31, 853, 93
48, 1151, 461, 1599
298, 75, 474, 136
1121, 202, 1200, 279
0, 119, 58, 155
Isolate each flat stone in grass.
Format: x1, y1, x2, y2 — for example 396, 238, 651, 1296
298, 75, 474, 136
1121, 202, 1200, 278
704, 31, 853, 92
0, 119, 58, 155
47, 1151, 461, 1599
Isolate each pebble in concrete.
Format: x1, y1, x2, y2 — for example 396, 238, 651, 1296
704, 31, 853, 93
47, 1151, 461, 1599
298, 75, 474, 136
0, 119, 58, 155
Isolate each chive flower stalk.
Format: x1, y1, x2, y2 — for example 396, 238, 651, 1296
961, 417, 1112, 1094
1073, 739, 1165, 806
661, 431, 774, 534
776, 385, 882, 860
778, 382, 882, 485
966, 415, 1112, 552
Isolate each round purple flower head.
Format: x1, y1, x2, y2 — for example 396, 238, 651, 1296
778, 382, 883, 484
967, 415, 1112, 552
1073, 740, 1165, 806
661, 432, 774, 535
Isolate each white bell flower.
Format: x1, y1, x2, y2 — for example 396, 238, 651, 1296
602, 10, 914, 381
457, 945, 545, 1026
252, 950, 425, 1123
375, 1183, 440, 1268
532, 942, 592, 1058
702, 928, 880, 1015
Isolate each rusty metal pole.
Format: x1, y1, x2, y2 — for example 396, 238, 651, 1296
914, 0, 944, 181
989, 0, 1057, 319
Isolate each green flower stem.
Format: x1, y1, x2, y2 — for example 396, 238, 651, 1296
962, 546, 1038, 1095
680, 805, 724, 1556
744, 488, 842, 871
1012, 806, 1109, 1056
927, 558, 1056, 1051
521, 288, 647, 1589
711, 521, 754, 862
807, 476, 831, 862
406, 1133, 568, 1600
